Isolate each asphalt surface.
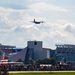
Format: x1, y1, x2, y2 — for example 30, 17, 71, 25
9, 71, 75, 73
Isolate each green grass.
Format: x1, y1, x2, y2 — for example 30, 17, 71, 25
9, 72, 75, 75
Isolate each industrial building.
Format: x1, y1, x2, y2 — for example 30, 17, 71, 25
21, 41, 75, 65
9, 41, 51, 64
55, 44, 75, 65
1, 41, 75, 65
27, 41, 50, 60
0, 43, 23, 58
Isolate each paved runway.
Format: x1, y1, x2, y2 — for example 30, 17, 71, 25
9, 71, 75, 73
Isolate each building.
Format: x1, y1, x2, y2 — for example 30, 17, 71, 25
10, 41, 51, 63
2, 41, 75, 65
55, 44, 75, 65
0, 43, 23, 58
27, 41, 49, 60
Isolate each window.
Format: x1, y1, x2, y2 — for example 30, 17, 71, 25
34, 41, 37, 45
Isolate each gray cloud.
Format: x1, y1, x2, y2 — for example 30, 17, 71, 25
0, 3, 75, 48
64, 25, 73, 32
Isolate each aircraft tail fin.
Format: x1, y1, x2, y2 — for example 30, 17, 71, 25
34, 19, 35, 22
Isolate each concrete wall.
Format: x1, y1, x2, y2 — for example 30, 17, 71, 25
27, 41, 48, 60
27, 41, 42, 51
34, 49, 47, 60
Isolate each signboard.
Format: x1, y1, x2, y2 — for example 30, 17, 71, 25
0, 58, 8, 65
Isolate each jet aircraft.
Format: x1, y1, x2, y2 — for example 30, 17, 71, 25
31, 19, 44, 24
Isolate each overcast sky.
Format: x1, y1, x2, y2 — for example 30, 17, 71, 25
0, 0, 75, 49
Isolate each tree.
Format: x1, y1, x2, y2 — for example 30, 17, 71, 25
50, 57, 56, 65
28, 58, 34, 64
16, 58, 23, 62
35, 59, 42, 64
42, 58, 51, 64
35, 58, 56, 65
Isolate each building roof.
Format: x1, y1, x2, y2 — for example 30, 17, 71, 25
0, 44, 16, 49
56, 44, 75, 48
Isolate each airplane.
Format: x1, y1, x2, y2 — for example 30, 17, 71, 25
31, 19, 44, 24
